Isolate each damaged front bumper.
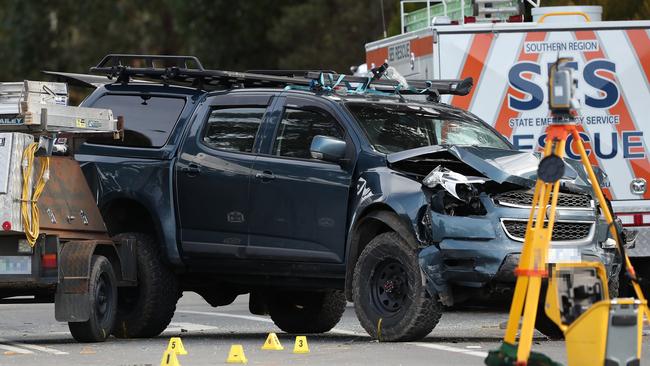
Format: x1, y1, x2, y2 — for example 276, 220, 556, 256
418, 194, 620, 306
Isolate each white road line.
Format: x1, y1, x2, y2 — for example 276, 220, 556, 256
408, 342, 488, 358
176, 310, 361, 336
0, 343, 34, 354
164, 322, 219, 333
177, 310, 489, 358
0, 338, 68, 355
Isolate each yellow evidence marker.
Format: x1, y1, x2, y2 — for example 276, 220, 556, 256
160, 350, 181, 366
166, 337, 188, 355
261, 332, 284, 350
293, 336, 310, 354
226, 344, 248, 364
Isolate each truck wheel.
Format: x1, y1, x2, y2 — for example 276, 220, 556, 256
268, 290, 346, 333
352, 232, 442, 341
68, 255, 117, 342
112, 233, 179, 338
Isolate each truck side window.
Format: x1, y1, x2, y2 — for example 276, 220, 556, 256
272, 108, 343, 159
87, 94, 185, 148
202, 107, 265, 153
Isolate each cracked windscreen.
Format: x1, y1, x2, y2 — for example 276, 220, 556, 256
347, 103, 511, 154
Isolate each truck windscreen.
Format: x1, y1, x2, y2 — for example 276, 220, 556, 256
347, 103, 511, 154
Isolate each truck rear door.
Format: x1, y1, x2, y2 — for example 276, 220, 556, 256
175, 93, 274, 261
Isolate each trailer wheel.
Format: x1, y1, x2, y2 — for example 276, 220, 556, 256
68, 255, 117, 342
353, 232, 442, 341
112, 233, 179, 338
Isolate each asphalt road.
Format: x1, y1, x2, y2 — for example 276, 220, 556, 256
0, 293, 647, 366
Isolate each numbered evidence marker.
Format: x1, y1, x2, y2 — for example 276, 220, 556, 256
293, 336, 310, 354
261, 332, 284, 350
166, 337, 188, 355
160, 350, 181, 366
226, 344, 248, 364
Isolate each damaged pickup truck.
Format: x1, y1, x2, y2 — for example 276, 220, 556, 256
67, 55, 622, 343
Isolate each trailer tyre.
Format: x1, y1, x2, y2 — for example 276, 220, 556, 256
353, 232, 442, 341
268, 290, 346, 333
68, 255, 117, 342
112, 233, 179, 338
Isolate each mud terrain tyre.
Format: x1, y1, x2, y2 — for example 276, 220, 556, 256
68, 255, 117, 342
112, 233, 179, 338
353, 232, 442, 341
269, 290, 346, 333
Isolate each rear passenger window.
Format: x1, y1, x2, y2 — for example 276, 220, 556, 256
202, 107, 265, 153
87, 94, 185, 148
273, 108, 343, 159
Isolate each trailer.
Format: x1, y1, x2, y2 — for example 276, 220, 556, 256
366, 2, 650, 292
0, 80, 133, 342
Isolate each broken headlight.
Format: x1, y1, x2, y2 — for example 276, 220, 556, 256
423, 166, 487, 216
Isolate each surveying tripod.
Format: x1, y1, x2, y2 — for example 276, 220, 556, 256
486, 59, 650, 366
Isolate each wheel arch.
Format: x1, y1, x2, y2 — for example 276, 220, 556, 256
344, 204, 420, 301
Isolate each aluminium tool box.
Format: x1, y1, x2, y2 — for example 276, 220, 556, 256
0, 80, 117, 133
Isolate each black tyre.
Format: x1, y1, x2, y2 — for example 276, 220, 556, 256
111, 233, 179, 338
269, 290, 346, 333
352, 232, 442, 341
68, 255, 117, 342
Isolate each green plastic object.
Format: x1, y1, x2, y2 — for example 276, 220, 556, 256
485, 343, 563, 366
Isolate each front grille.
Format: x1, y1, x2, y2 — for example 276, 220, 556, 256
502, 220, 593, 242
493, 190, 592, 209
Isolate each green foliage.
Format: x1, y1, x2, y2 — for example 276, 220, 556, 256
0, 0, 646, 81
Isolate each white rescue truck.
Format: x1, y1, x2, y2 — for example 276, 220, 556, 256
366, 2, 650, 284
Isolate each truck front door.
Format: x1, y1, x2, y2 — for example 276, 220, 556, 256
248, 95, 355, 263
176, 94, 273, 260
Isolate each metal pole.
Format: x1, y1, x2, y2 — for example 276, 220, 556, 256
427, 1, 431, 28
380, 0, 387, 38
401, 1, 405, 34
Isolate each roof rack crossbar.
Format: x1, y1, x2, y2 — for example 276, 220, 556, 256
89, 54, 473, 99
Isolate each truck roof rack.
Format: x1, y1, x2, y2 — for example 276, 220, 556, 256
89, 54, 473, 101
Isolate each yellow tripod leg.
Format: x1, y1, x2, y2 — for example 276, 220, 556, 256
571, 131, 650, 323
504, 276, 529, 344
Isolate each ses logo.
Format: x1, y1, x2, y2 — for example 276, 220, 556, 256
508, 59, 618, 111
506, 58, 645, 160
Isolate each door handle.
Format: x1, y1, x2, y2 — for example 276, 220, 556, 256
182, 163, 201, 177
255, 170, 275, 182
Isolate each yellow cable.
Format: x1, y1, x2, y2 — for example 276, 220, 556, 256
20, 143, 49, 247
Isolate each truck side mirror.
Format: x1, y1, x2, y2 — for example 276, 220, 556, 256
310, 135, 346, 163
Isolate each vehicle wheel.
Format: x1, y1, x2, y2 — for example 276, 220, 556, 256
352, 232, 442, 341
68, 255, 117, 342
268, 290, 346, 333
111, 233, 179, 338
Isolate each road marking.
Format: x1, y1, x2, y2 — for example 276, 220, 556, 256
176, 310, 360, 335
0, 344, 34, 355
408, 342, 488, 358
177, 310, 489, 358
0, 338, 68, 355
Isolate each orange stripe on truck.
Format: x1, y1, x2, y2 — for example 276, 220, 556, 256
410, 36, 434, 58
493, 31, 547, 138
450, 33, 494, 110
576, 30, 650, 199
627, 29, 650, 87
366, 47, 388, 69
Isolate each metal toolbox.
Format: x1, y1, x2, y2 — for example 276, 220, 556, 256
0, 80, 117, 134
0, 132, 35, 235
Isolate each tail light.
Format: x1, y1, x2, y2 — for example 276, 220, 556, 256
41, 254, 57, 269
